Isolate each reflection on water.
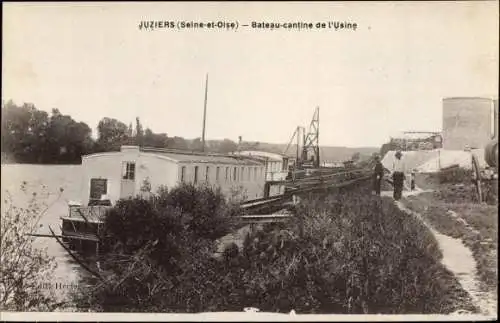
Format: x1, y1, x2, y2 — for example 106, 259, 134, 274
1, 164, 88, 308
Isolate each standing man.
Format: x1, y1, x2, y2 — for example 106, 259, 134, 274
410, 169, 416, 191
391, 150, 406, 200
373, 155, 384, 196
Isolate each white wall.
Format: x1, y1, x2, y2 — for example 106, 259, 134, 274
137, 153, 179, 194
81, 151, 137, 205
80, 151, 178, 205
178, 163, 266, 200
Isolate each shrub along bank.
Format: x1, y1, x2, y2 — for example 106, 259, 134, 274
75, 184, 477, 314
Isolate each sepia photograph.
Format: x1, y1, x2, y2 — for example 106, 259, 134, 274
1, 1, 498, 321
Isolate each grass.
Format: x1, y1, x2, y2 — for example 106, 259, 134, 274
79, 183, 479, 314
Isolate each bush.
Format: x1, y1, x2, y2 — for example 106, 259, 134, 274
0, 184, 59, 311
158, 183, 237, 240
99, 197, 185, 271
79, 183, 243, 311
100, 183, 240, 257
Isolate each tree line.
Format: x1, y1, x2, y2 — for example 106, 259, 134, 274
1, 100, 241, 164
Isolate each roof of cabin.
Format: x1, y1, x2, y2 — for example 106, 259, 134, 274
234, 150, 289, 161
149, 151, 263, 165
83, 146, 264, 166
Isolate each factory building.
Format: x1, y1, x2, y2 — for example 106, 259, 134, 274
389, 132, 443, 151
79, 145, 266, 206
442, 97, 495, 150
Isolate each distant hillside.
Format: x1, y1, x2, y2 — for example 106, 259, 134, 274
161, 138, 379, 162
237, 141, 379, 162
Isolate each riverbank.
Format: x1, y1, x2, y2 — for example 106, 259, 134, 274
399, 178, 497, 317
73, 184, 479, 314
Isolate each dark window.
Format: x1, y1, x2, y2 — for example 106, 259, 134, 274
233, 167, 237, 181
283, 159, 289, 171
181, 166, 186, 182
242, 167, 246, 181
123, 162, 136, 180
216, 167, 220, 182
90, 178, 107, 200
194, 166, 199, 184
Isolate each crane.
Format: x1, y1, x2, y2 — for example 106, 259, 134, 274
283, 107, 321, 171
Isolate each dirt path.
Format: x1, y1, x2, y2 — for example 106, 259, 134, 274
382, 189, 497, 318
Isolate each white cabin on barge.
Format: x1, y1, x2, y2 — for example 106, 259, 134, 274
80, 145, 267, 206
61, 146, 267, 248
233, 150, 291, 196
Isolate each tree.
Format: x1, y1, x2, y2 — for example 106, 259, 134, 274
351, 152, 361, 162
0, 184, 60, 311
96, 117, 129, 152
1, 101, 92, 164
143, 128, 168, 148
190, 138, 202, 151
1, 101, 50, 163
217, 139, 238, 153
46, 109, 93, 163
167, 136, 189, 150
135, 117, 144, 146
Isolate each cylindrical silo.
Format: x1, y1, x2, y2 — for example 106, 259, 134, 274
442, 97, 494, 150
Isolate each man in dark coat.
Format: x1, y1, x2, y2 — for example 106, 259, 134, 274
373, 155, 384, 196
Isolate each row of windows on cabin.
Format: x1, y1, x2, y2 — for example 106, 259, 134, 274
180, 165, 265, 184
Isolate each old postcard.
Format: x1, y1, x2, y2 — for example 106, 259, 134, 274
1, 1, 498, 321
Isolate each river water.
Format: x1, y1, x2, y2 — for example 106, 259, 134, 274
1, 164, 87, 306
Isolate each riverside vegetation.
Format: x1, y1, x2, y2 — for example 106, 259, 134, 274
72, 183, 477, 314
1, 184, 60, 311
407, 168, 498, 297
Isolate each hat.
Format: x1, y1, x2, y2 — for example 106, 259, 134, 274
395, 150, 402, 157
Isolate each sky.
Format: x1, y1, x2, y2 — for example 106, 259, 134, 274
2, 2, 498, 148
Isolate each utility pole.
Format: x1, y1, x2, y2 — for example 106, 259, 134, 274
201, 73, 208, 152
296, 126, 301, 168
316, 106, 320, 168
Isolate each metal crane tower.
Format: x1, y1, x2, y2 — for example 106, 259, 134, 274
302, 107, 320, 168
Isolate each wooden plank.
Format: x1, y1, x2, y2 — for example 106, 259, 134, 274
60, 231, 99, 242
61, 216, 103, 224
237, 214, 292, 219
27, 232, 99, 242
